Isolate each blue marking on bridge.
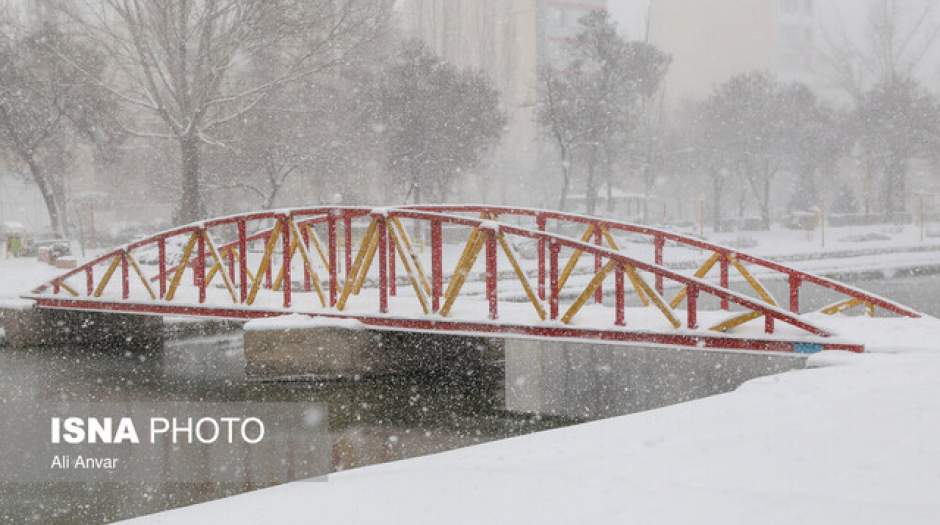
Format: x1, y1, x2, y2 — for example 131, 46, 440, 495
793, 343, 824, 354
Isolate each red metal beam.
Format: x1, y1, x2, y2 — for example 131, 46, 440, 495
30, 297, 864, 354
405, 205, 920, 318
29, 205, 916, 356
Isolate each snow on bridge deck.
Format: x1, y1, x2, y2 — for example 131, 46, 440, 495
25, 206, 922, 354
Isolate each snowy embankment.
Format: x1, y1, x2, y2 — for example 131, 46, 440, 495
0, 257, 60, 306
127, 314, 940, 525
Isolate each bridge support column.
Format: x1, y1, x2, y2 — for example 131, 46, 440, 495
505, 338, 806, 419
242, 320, 502, 381
0, 304, 163, 351
244, 321, 383, 380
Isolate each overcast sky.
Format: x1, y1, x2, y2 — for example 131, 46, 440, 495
609, 0, 649, 40
609, 1, 870, 40
609, 0, 940, 86
608, 1, 934, 41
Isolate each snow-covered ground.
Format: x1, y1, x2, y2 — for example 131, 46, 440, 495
0, 256, 61, 306
124, 314, 940, 525
4, 226, 940, 523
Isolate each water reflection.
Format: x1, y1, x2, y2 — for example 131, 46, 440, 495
0, 334, 568, 524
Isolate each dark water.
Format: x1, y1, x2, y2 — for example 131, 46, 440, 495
2, 271, 939, 524
0, 333, 569, 524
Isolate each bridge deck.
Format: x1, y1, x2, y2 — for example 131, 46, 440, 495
27, 206, 919, 355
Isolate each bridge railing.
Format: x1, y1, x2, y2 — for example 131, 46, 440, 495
402, 205, 920, 321
31, 206, 885, 344
28, 205, 923, 353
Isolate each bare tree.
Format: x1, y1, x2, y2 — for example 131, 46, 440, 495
51, 0, 389, 223
817, 0, 940, 101
538, 10, 669, 215
538, 66, 588, 212
854, 77, 938, 215
0, 24, 117, 235
373, 40, 506, 204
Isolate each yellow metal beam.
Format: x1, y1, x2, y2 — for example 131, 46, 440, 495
205, 260, 222, 287
93, 255, 122, 298
819, 297, 863, 316
669, 252, 721, 308
730, 256, 777, 306
625, 266, 681, 329
271, 235, 299, 292
388, 224, 430, 315
561, 259, 617, 324
246, 222, 282, 306
391, 217, 432, 296
337, 219, 378, 311
440, 230, 486, 317
289, 219, 327, 308
498, 234, 546, 320
557, 224, 596, 291
164, 232, 198, 302
306, 224, 331, 272
125, 250, 157, 301
56, 280, 79, 297
710, 310, 763, 333
600, 226, 620, 251
444, 227, 481, 302
599, 226, 648, 305
203, 231, 238, 304
352, 225, 380, 296
623, 264, 650, 306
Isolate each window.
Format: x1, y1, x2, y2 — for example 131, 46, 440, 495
780, 24, 800, 47
548, 7, 566, 28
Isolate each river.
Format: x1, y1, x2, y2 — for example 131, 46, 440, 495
1, 272, 938, 524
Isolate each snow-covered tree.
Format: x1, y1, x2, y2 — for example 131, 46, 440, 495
538, 10, 669, 214
372, 40, 506, 204
53, 0, 389, 223
0, 24, 118, 235
854, 77, 938, 215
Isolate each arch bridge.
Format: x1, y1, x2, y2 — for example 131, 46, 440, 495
26, 205, 921, 354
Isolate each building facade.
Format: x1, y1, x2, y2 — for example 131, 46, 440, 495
394, 0, 606, 206
648, 0, 818, 109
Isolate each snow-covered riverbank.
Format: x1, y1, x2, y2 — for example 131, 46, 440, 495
125, 314, 940, 525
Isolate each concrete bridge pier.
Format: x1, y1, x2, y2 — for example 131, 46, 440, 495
504, 339, 807, 419
243, 320, 502, 381
241, 320, 805, 419
0, 305, 163, 351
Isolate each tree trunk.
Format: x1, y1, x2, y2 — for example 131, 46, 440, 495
558, 150, 571, 212
606, 171, 614, 214
882, 155, 907, 216
711, 171, 723, 233
25, 155, 63, 236
585, 147, 598, 216
0, 107, 63, 235
413, 180, 422, 205
603, 148, 614, 214
176, 135, 203, 224
761, 178, 771, 230
642, 164, 654, 224
50, 173, 69, 236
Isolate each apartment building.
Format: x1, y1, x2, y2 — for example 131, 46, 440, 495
648, 0, 818, 108
394, 0, 607, 205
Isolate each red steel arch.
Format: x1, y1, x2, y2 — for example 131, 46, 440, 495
27, 206, 917, 354
403, 205, 920, 319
